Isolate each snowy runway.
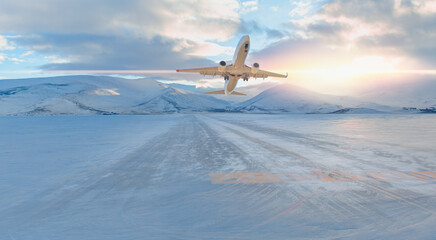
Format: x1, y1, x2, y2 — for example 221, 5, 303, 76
1, 114, 435, 239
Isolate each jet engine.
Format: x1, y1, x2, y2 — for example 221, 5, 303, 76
251, 63, 259, 74
218, 61, 226, 72
251, 62, 259, 74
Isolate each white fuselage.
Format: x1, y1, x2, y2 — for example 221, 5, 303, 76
178, 34, 287, 96
224, 35, 250, 95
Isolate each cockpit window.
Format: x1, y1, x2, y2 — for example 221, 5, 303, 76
245, 43, 249, 49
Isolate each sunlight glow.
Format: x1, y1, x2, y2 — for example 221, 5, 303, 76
284, 69, 436, 76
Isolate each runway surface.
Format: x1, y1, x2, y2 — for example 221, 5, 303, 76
1, 114, 435, 239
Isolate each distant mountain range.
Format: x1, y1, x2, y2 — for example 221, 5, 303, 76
0, 76, 228, 115
356, 77, 436, 109
0, 75, 434, 115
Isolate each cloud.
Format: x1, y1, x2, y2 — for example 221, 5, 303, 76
394, 0, 436, 15
238, 20, 286, 40
0, 0, 240, 42
0, 0, 241, 72
238, 20, 263, 35
13, 34, 216, 71
0, 53, 24, 64
186, 41, 235, 57
257, 0, 436, 70
20, 50, 34, 57
240, 1, 258, 14
266, 29, 285, 39
289, 0, 314, 18
8, 57, 25, 63
250, 38, 352, 70
0, 35, 15, 50
44, 55, 70, 64
246, 0, 436, 95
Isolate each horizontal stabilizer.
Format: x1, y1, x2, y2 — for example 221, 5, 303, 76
204, 90, 225, 95
203, 90, 246, 96
230, 91, 246, 96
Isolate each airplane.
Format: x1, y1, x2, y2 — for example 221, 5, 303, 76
176, 35, 287, 96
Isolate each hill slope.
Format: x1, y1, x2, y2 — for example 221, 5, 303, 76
0, 75, 229, 115
3, 76, 432, 115
357, 77, 436, 108
235, 84, 343, 113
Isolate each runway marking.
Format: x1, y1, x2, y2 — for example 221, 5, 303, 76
209, 171, 436, 184
229, 189, 317, 239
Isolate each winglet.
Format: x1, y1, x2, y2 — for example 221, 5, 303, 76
286, 72, 288, 78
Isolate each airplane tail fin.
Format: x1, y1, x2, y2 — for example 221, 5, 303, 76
204, 90, 246, 96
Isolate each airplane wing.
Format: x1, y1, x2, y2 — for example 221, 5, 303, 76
254, 69, 288, 78
177, 65, 287, 78
177, 67, 224, 76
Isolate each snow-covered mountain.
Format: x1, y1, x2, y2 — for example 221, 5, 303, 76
235, 84, 342, 113
234, 84, 401, 114
0, 75, 229, 115
1, 75, 433, 115
357, 77, 436, 109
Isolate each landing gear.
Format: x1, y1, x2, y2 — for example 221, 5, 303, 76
243, 77, 248, 81
224, 76, 229, 81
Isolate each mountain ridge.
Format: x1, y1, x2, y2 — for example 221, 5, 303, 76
1, 75, 434, 115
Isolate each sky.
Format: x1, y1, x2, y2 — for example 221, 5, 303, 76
0, 0, 435, 95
